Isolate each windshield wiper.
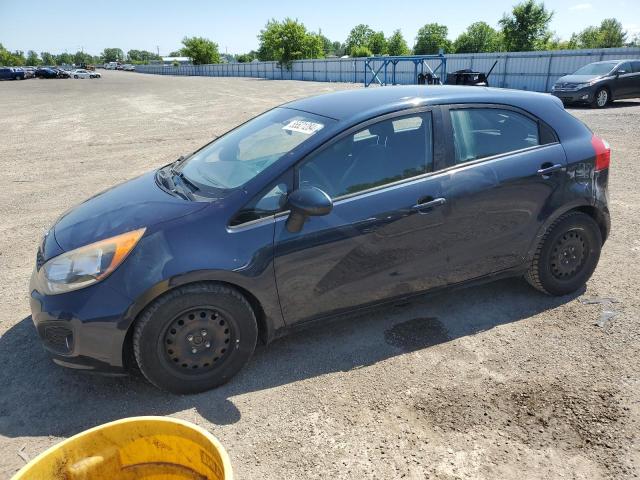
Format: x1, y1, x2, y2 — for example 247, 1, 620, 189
157, 164, 195, 200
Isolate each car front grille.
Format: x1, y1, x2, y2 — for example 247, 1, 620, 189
554, 82, 579, 91
43, 325, 73, 354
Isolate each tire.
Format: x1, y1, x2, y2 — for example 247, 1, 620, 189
133, 283, 258, 394
526, 211, 602, 296
592, 87, 610, 108
74, 75, 78, 79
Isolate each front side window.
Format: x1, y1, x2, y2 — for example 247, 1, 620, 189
299, 112, 433, 198
230, 172, 292, 226
181, 108, 334, 192
617, 62, 632, 74
450, 108, 539, 163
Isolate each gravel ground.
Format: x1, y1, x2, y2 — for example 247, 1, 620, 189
0, 71, 638, 479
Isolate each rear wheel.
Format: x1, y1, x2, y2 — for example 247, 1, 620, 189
133, 283, 258, 394
526, 212, 602, 296
74, 75, 78, 79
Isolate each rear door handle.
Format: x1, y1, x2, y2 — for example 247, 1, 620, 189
411, 197, 446, 210
537, 164, 564, 176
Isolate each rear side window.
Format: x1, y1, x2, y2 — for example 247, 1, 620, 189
299, 112, 433, 198
630, 61, 640, 73
450, 108, 540, 163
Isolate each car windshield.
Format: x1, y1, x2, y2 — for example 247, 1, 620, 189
181, 108, 334, 191
573, 62, 618, 76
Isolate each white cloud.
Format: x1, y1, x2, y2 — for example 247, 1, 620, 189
569, 3, 593, 10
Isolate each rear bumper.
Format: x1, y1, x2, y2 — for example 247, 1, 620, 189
29, 271, 133, 374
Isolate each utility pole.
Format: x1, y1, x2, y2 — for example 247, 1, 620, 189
156, 45, 160, 56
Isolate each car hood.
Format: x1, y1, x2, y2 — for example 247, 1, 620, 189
555, 74, 604, 84
52, 171, 208, 255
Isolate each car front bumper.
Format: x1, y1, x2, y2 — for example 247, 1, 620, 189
551, 88, 594, 104
29, 270, 133, 374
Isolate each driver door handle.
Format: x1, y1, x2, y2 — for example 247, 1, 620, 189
411, 197, 446, 211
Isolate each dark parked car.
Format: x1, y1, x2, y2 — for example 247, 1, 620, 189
30, 86, 611, 393
552, 59, 640, 108
0, 67, 25, 80
35, 67, 59, 79
53, 68, 71, 78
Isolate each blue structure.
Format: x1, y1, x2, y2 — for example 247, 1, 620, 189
364, 54, 447, 87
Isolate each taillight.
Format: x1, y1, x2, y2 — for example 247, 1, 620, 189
591, 135, 611, 171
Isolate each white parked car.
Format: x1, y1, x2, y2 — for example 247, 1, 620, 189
123, 64, 136, 71
70, 69, 101, 79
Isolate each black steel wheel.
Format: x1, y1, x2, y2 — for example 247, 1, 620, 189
162, 306, 233, 373
526, 211, 602, 296
133, 283, 257, 394
550, 230, 588, 280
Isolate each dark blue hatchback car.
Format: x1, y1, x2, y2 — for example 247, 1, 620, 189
30, 86, 611, 393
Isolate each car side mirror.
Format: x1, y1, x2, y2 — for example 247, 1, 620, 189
285, 186, 333, 233
616, 69, 626, 76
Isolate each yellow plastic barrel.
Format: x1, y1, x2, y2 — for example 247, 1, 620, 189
12, 416, 233, 480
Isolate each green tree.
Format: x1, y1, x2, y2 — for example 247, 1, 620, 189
41, 51, 55, 65
26, 50, 40, 65
332, 41, 346, 57
236, 52, 255, 63
368, 31, 387, 55
101, 48, 124, 62
180, 36, 220, 64
56, 52, 73, 65
319, 34, 334, 56
258, 18, 323, 65
0, 44, 14, 65
168, 50, 182, 57
414, 23, 451, 54
127, 49, 160, 63
453, 22, 502, 53
73, 51, 94, 65
598, 18, 626, 47
571, 19, 627, 48
386, 30, 410, 56
499, 0, 554, 51
350, 45, 373, 57
345, 24, 375, 55
303, 33, 324, 59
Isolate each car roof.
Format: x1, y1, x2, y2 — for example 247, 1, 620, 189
283, 85, 561, 122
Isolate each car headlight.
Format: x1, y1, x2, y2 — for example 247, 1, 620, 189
576, 80, 598, 89
35, 228, 145, 295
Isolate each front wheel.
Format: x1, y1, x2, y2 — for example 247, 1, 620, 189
133, 283, 258, 394
592, 87, 610, 108
74, 75, 78, 79
526, 212, 602, 296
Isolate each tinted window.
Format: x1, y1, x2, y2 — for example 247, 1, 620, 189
631, 61, 640, 73
617, 62, 632, 74
450, 108, 539, 163
299, 112, 432, 198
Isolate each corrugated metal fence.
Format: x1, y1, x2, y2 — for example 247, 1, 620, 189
135, 47, 640, 93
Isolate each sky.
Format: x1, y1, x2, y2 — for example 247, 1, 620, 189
1, 0, 638, 56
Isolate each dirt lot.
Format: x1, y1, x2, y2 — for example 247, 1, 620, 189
0, 71, 638, 479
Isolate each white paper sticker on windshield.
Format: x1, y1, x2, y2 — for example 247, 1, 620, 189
283, 120, 324, 135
